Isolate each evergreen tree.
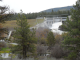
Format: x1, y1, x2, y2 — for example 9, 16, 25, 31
51, 9, 54, 15
47, 31, 55, 49
13, 11, 36, 59
0, 1, 12, 40
62, 1, 80, 60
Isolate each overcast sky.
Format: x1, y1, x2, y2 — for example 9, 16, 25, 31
0, 0, 77, 13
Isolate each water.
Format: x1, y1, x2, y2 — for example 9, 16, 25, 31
50, 22, 65, 35
7, 31, 12, 39
50, 22, 62, 29
0, 40, 5, 42
1, 53, 11, 58
8, 43, 18, 45
45, 17, 66, 35
36, 18, 65, 35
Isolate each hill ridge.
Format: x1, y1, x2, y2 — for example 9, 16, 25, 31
41, 6, 73, 12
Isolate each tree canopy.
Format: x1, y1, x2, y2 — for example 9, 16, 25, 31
62, 1, 80, 60
12, 11, 36, 59
47, 31, 55, 49
0, 4, 13, 40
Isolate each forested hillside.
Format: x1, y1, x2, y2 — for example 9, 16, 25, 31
42, 6, 73, 12
10, 10, 71, 20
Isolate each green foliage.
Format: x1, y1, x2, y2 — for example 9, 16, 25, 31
47, 31, 55, 47
0, 56, 3, 60
66, 52, 77, 60
0, 51, 11, 53
40, 37, 47, 44
10, 10, 70, 20
9, 54, 16, 58
1, 47, 9, 51
62, 1, 80, 60
0, 47, 10, 53
12, 11, 36, 59
0, 6, 12, 40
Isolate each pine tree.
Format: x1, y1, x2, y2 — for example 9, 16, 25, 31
12, 11, 36, 59
62, 1, 80, 60
47, 31, 55, 49
0, 1, 12, 40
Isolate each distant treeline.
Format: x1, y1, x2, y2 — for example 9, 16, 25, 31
9, 10, 71, 20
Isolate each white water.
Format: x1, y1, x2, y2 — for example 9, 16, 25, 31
50, 22, 62, 29
8, 43, 18, 45
35, 20, 65, 35
50, 22, 65, 35
7, 31, 12, 39
36, 17, 66, 35
0, 40, 5, 42
1, 53, 11, 58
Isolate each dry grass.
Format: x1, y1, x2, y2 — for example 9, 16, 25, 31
1, 19, 44, 28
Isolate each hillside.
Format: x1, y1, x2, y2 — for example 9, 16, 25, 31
41, 6, 73, 12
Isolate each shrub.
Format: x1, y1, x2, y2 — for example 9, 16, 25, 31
51, 44, 63, 58
7, 44, 15, 48
0, 42, 7, 50
39, 37, 47, 45
55, 34, 63, 44
35, 27, 50, 45
37, 45, 48, 56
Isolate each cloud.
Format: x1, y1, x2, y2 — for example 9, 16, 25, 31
0, 0, 77, 13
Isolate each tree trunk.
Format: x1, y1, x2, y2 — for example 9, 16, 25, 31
23, 45, 26, 60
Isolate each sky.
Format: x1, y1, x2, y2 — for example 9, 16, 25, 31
0, 0, 77, 13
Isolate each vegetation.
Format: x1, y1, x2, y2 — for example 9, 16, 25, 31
1, 19, 44, 28
51, 44, 63, 58
0, 6, 12, 40
0, 42, 12, 53
0, 0, 80, 60
47, 31, 55, 49
0, 0, 13, 55
62, 1, 80, 60
12, 11, 36, 59
9, 10, 70, 20
36, 27, 50, 45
